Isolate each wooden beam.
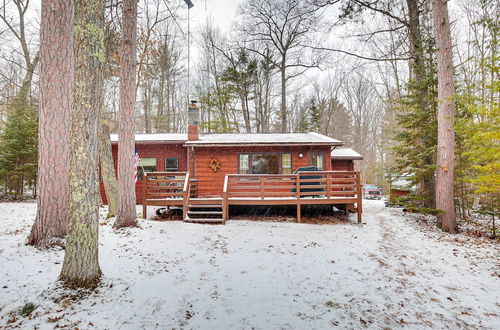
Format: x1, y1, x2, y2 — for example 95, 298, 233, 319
356, 172, 363, 223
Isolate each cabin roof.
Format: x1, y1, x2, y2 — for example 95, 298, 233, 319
110, 133, 187, 144
184, 132, 342, 146
110, 132, 343, 146
331, 147, 364, 160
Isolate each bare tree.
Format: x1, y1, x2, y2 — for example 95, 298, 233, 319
115, 0, 138, 228
27, 0, 72, 247
341, 72, 383, 182
432, 0, 456, 232
152, 24, 183, 133
253, 48, 276, 133
239, 0, 325, 132
0, 0, 40, 94
197, 22, 239, 132
60, 0, 105, 289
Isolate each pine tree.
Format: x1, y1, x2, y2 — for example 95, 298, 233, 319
0, 88, 38, 196
391, 12, 439, 212
199, 85, 239, 133
456, 10, 499, 236
309, 97, 321, 131
28, 0, 73, 248
115, 0, 139, 228
432, 0, 457, 232
59, 0, 105, 289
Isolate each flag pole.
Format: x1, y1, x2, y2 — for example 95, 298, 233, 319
187, 6, 190, 104
184, 0, 193, 105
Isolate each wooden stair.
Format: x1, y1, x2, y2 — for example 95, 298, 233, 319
184, 198, 225, 224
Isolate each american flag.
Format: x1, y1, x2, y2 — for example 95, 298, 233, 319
134, 148, 141, 183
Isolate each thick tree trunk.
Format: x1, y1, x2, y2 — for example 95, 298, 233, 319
28, 0, 73, 248
59, 0, 105, 289
115, 0, 138, 228
99, 115, 119, 217
432, 0, 456, 232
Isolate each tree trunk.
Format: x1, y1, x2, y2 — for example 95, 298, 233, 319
280, 62, 287, 132
115, 0, 138, 228
27, 0, 73, 248
59, 0, 104, 289
143, 82, 151, 133
406, 0, 435, 208
239, 91, 252, 133
432, 0, 456, 232
99, 114, 119, 217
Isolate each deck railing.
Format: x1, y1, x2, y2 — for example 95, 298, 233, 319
142, 172, 190, 219
222, 171, 362, 222
142, 171, 362, 223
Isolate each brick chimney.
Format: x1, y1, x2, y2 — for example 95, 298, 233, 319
187, 100, 200, 141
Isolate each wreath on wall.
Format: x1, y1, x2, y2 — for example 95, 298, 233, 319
208, 158, 221, 172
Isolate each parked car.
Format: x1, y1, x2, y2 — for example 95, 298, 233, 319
362, 184, 382, 200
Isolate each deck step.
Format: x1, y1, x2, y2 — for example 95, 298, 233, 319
184, 217, 224, 224
187, 211, 223, 215
188, 204, 223, 208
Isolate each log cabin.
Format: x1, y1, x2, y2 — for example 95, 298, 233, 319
100, 103, 364, 223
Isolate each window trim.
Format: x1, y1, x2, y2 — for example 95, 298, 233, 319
309, 151, 326, 170
165, 157, 179, 172
238, 152, 293, 174
137, 157, 157, 180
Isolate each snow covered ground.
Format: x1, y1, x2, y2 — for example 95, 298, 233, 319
0, 200, 498, 329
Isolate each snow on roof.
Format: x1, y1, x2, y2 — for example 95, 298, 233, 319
110, 132, 342, 146
110, 133, 187, 143
331, 147, 364, 160
184, 132, 342, 146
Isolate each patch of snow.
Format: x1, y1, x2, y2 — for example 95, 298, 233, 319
0, 201, 498, 329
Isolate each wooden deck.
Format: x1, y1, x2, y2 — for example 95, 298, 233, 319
142, 171, 362, 223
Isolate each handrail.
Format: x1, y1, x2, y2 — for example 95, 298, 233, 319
296, 171, 358, 174
225, 174, 296, 178
183, 172, 190, 220
223, 175, 229, 193
145, 171, 188, 176
182, 172, 190, 192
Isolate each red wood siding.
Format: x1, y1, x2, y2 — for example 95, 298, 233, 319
100, 143, 187, 204
194, 146, 332, 196
100, 142, 334, 202
331, 160, 354, 171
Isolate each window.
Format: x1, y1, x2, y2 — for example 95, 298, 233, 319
311, 152, 324, 170
239, 154, 249, 174
252, 153, 279, 174
137, 158, 157, 180
165, 157, 179, 172
281, 153, 292, 174
238, 153, 292, 174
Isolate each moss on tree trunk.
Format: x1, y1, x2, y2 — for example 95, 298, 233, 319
59, 0, 105, 289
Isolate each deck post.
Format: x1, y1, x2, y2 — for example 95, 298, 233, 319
356, 172, 362, 223
260, 177, 264, 200
296, 174, 301, 222
143, 174, 148, 219
182, 173, 190, 221
223, 175, 229, 222
326, 172, 331, 199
